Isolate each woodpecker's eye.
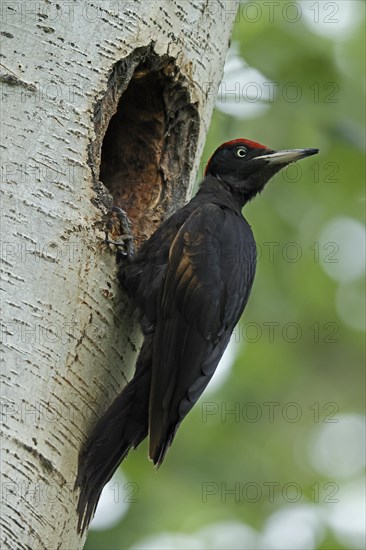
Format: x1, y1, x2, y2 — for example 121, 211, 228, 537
236, 147, 247, 158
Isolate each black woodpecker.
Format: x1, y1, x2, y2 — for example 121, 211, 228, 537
75, 138, 319, 533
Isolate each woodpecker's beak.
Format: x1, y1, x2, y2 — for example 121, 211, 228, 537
254, 148, 319, 164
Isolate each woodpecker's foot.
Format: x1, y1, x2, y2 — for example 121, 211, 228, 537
105, 207, 135, 261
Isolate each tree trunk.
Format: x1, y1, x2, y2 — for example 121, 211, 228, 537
0, 1, 236, 547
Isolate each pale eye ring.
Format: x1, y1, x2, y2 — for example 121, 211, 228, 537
236, 147, 247, 158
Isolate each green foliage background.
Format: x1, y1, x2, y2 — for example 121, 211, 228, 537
86, 3, 365, 549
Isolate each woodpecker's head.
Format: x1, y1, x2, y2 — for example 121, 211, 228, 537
205, 139, 319, 203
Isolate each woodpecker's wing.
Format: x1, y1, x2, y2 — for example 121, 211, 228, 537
148, 203, 256, 465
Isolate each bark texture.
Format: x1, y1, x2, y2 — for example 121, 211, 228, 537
0, 1, 236, 547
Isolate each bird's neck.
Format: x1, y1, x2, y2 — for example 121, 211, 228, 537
197, 175, 250, 212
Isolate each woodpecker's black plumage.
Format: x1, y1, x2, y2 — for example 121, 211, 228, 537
75, 139, 318, 533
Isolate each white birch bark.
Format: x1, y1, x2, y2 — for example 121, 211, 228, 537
0, 1, 237, 547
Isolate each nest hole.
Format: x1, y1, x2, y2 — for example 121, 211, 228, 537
91, 47, 199, 248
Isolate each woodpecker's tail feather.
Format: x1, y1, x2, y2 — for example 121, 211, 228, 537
75, 342, 152, 534
149, 424, 179, 468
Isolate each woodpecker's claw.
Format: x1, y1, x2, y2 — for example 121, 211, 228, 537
105, 207, 135, 261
